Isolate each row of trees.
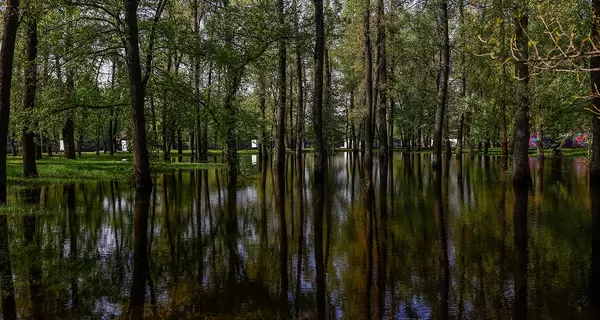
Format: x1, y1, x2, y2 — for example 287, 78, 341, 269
0, 0, 599, 193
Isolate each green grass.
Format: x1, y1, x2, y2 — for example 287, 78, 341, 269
7, 152, 224, 187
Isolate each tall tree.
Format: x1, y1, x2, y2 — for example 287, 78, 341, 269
275, 0, 287, 181
22, 15, 38, 177
0, 0, 21, 203
432, 0, 450, 170
313, 1, 327, 319
124, 0, 163, 190
314, 0, 327, 177
375, 0, 388, 156
512, 0, 531, 186
363, 0, 374, 168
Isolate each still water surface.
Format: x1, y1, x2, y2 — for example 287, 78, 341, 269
0, 153, 596, 319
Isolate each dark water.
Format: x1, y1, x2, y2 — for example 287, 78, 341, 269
0, 153, 596, 319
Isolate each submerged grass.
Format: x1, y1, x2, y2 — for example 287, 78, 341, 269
7, 152, 224, 187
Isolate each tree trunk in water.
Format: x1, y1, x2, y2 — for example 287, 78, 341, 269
313, 0, 327, 179
274, 0, 287, 202
0, 0, 20, 202
295, 41, 304, 156
432, 0, 450, 170
350, 90, 357, 152
259, 74, 267, 164
592, 0, 600, 185
22, 17, 38, 177
499, 0, 509, 157
457, 114, 464, 157
376, 0, 388, 157
513, 0, 531, 186
363, 0, 374, 169
388, 54, 395, 154
125, 0, 153, 190
445, 118, 452, 158
313, 2, 326, 318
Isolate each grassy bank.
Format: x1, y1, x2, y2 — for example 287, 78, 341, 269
7, 152, 223, 186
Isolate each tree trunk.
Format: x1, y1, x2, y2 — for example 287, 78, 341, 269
536, 126, 544, 159
22, 16, 38, 177
259, 74, 267, 163
274, 0, 287, 196
388, 52, 395, 154
295, 26, 304, 157
312, 3, 326, 318
499, 0, 509, 157
457, 114, 464, 157
177, 129, 183, 155
363, 0, 374, 169
432, 0, 450, 170
591, 0, 600, 185
314, 0, 327, 179
513, 0, 531, 186
125, 0, 153, 190
376, 0, 388, 157
0, 0, 20, 203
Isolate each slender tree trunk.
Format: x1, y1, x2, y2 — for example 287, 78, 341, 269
295, 30, 304, 157
177, 129, 183, 155
350, 90, 357, 152
193, 0, 203, 162
363, 0, 374, 169
592, 0, 600, 185
125, 0, 153, 190
499, 0, 509, 157
388, 52, 395, 154
22, 16, 38, 177
0, 0, 20, 203
274, 0, 287, 193
536, 126, 543, 159
513, 0, 531, 186
432, 0, 450, 170
457, 114, 464, 157
313, 2, 326, 318
376, 0, 388, 156
314, 0, 327, 178
259, 74, 267, 163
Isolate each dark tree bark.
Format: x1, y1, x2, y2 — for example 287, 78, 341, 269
295, 41, 304, 156
350, 90, 357, 152
124, 0, 154, 190
109, 60, 116, 156
591, 0, 600, 185
313, 1, 326, 319
513, 0, 531, 186
432, 0, 450, 170
274, 0, 287, 200
375, 0, 388, 156
457, 0, 466, 158
499, 0, 509, 157
314, 0, 327, 178
63, 33, 77, 160
0, 0, 20, 203
22, 16, 38, 177
363, 0, 374, 169
259, 74, 267, 163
